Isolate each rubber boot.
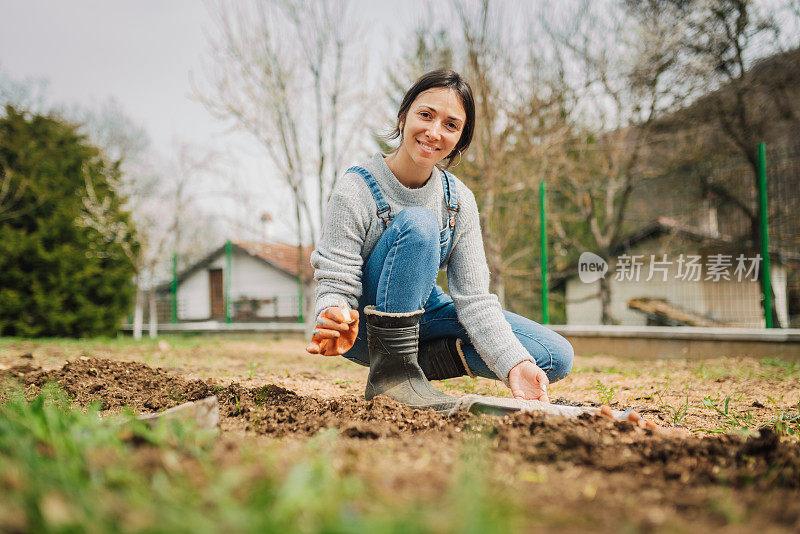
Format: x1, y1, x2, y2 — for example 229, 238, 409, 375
364, 306, 458, 413
418, 338, 470, 380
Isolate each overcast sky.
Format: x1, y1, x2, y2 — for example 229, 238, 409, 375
0, 0, 422, 243
3, 0, 795, 245
1, 1, 221, 147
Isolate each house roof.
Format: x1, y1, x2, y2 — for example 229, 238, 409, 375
156, 240, 314, 293
609, 216, 734, 255
233, 240, 314, 280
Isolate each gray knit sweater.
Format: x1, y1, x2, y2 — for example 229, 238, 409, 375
310, 153, 533, 382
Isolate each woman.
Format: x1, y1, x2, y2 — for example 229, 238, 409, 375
306, 69, 573, 412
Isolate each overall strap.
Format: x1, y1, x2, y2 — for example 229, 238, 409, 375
347, 166, 392, 229
439, 169, 460, 230
439, 168, 460, 266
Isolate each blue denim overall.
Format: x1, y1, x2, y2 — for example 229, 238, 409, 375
342, 165, 573, 383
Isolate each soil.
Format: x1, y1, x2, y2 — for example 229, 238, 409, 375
3, 355, 800, 532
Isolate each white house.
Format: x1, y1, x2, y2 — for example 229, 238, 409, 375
157, 240, 315, 323
556, 218, 791, 328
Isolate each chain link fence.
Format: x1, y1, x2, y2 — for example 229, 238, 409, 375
537, 142, 800, 328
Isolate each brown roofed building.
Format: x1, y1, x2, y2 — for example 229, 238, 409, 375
155, 240, 315, 324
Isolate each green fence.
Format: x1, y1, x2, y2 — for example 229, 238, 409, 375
535, 142, 800, 328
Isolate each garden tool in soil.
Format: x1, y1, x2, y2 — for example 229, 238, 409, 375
413, 342, 645, 421
413, 338, 607, 419
448, 395, 652, 426
363, 306, 459, 413
137, 395, 219, 430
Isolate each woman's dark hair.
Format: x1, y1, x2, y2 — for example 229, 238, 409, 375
388, 69, 475, 168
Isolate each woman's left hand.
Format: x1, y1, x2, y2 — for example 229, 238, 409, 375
508, 360, 550, 403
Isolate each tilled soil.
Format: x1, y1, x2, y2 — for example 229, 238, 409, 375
3, 357, 800, 532
2, 357, 465, 437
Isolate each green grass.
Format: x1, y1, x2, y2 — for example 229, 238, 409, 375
0, 380, 523, 533
691, 358, 800, 381
592, 380, 616, 405
245, 361, 261, 379
442, 376, 504, 397
0, 335, 224, 371
655, 392, 691, 426
0, 334, 218, 351
699, 393, 800, 437
583, 366, 641, 378
692, 362, 744, 380
699, 393, 759, 434
764, 397, 800, 438
759, 358, 800, 380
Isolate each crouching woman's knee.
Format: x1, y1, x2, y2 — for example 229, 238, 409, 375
392, 206, 439, 243
548, 334, 574, 383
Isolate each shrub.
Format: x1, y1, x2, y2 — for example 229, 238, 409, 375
0, 106, 137, 336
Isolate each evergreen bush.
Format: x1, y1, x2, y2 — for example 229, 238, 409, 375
0, 106, 137, 337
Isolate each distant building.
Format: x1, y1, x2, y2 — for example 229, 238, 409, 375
554, 218, 790, 328
156, 240, 314, 323
622, 48, 800, 326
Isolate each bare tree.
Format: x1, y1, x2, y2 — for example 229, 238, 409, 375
543, 0, 683, 323
0, 69, 49, 114
435, 0, 547, 307
624, 0, 800, 326
78, 117, 222, 339
197, 0, 368, 328
196, 0, 367, 248
453, 0, 509, 305
74, 99, 150, 167
394, 1, 587, 312
627, 0, 793, 250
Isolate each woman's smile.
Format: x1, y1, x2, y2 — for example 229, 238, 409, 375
416, 139, 440, 155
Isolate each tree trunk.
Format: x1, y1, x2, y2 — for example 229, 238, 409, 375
148, 287, 158, 339
599, 275, 616, 325
295, 198, 315, 339
133, 276, 143, 340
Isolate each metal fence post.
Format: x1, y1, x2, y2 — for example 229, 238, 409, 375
170, 253, 178, 324
297, 277, 304, 324
540, 180, 550, 324
757, 142, 773, 328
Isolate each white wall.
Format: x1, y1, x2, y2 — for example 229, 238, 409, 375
230, 250, 303, 318
565, 279, 604, 325
176, 255, 225, 320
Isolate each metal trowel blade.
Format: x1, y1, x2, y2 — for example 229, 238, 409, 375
467, 400, 522, 416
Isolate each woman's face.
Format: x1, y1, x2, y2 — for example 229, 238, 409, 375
399, 87, 466, 167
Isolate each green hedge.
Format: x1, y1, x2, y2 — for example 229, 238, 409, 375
0, 106, 137, 337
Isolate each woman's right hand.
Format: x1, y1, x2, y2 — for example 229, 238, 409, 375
305, 306, 359, 356
508, 360, 550, 403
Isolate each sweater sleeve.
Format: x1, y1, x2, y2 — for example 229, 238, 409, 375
446, 187, 533, 383
309, 174, 372, 321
